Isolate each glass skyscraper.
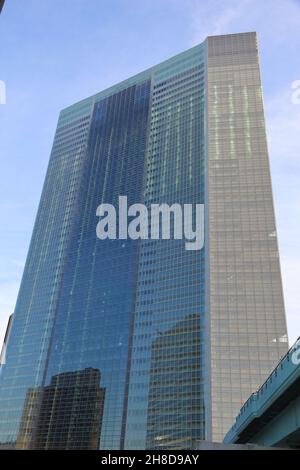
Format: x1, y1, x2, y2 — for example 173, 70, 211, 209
0, 32, 288, 449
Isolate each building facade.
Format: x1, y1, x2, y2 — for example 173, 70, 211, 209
16, 368, 105, 450
0, 32, 288, 449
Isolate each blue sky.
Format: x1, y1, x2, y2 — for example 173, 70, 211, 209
0, 0, 299, 347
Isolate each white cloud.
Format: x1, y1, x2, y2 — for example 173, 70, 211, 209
189, 0, 253, 44
188, 0, 300, 54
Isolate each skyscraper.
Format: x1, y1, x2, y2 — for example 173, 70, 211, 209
0, 32, 288, 449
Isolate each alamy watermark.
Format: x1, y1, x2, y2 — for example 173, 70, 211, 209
96, 196, 204, 251
291, 339, 300, 365
291, 80, 300, 104
0, 80, 6, 104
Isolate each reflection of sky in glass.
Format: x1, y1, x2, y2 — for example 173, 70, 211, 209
45, 82, 151, 450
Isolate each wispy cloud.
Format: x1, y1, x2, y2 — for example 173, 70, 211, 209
189, 0, 253, 44
188, 0, 300, 46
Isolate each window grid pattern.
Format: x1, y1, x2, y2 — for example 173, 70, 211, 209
206, 32, 288, 442
0, 114, 92, 447
42, 82, 151, 450
124, 59, 206, 450
0, 33, 289, 450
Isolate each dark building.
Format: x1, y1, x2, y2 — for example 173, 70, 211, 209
16, 368, 105, 450
0, 33, 288, 448
0, 314, 13, 366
